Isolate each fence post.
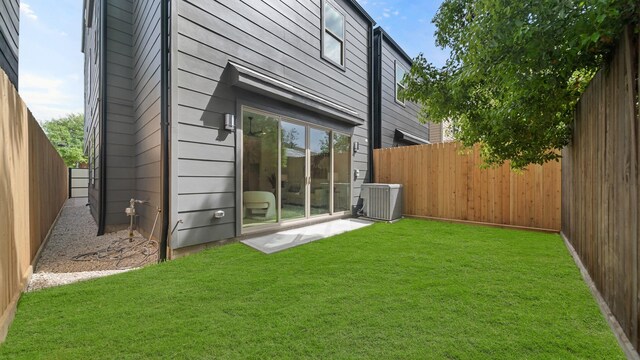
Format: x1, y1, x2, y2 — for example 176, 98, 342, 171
68, 168, 72, 199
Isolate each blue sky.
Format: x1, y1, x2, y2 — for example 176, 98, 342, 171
357, 0, 447, 65
19, 0, 84, 122
19, 0, 446, 122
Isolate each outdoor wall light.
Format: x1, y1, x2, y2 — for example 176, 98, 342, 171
353, 141, 360, 155
225, 114, 236, 131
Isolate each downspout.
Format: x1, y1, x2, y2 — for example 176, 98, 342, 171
159, 0, 170, 261
97, 0, 107, 236
373, 30, 382, 150
367, 23, 375, 183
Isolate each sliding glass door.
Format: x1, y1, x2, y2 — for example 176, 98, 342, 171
309, 128, 331, 216
242, 112, 279, 227
281, 121, 307, 221
333, 133, 351, 212
242, 107, 352, 230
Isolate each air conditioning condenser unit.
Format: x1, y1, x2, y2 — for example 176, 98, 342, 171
360, 183, 403, 221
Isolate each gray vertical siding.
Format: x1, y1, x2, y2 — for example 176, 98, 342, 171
131, 0, 162, 239
84, 0, 101, 221
170, 0, 372, 248
0, 0, 18, 87
103, 0, 136, 228
374, 28, 427, 149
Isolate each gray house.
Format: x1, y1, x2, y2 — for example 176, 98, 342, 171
0, 0, 19, 88
372, 27, 429, 149
83, 0, 376, 258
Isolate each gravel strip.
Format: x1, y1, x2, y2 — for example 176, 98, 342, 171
27, 270, 135, 292
35, 198, 158, 273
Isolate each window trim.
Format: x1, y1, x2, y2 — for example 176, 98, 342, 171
321, 0, 347, 71
394, 60, 407, 106
91, 125, 96, 186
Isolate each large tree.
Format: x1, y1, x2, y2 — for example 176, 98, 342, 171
404, 0, 638, 169
42, 113, 88, 168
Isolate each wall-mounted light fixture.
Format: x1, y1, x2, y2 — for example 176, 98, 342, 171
353, 141, 360, 155
225, 114, 236, 131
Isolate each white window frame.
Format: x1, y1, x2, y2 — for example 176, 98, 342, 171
395, 60, 407, 106
321, 0, 346, 70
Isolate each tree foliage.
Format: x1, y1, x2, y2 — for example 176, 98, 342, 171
404, 0, 638, 169
42, 113, 88, 168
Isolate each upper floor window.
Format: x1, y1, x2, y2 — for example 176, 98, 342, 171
395, 60, 407, 105
322, 0, 345, 68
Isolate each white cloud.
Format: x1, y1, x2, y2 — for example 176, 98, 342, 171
20, 2, 38, 21
20, 73, 83, 121
381, 7, 400, 18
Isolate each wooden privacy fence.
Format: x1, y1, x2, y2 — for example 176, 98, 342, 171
374, 143, 562, 231
0, 70, 68, 341
562, 27, 640, 352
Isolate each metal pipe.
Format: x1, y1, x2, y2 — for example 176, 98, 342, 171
159, 0, 171, 262
97, 0, 108, 236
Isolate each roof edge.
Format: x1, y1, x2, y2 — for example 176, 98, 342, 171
345, 0, 376, 26
374, 27, 414, 65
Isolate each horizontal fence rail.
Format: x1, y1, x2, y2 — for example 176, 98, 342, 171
0, 70, 68, 341
373, 143, 561, 231
562, 27, 640, 351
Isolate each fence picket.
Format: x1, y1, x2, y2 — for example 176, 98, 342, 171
373, 143, 561, 231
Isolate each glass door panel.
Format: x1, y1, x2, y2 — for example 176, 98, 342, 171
309, 128, 331, 216
333, 133, 351, 212
242, 111, 279, 227
281, 122, 307, 220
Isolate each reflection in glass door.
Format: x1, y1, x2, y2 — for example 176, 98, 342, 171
241, 107, 352, 230
242, 111, 279, 227
333, 133, 351, 212
309, 128, 331, 216
281, 122, 306, 220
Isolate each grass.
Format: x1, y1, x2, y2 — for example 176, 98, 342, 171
0, 219, 623, 359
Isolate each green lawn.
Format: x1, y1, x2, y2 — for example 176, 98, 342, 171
0, 219, 623, 359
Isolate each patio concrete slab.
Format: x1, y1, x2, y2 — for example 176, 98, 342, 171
241, 218, 373, 254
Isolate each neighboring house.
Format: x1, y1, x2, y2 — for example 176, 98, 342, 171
0, 0, 19, 88
372, 27, 429, 148
429, 121, 454, 143
83, 0, 376, 257
429, 122, 444, 143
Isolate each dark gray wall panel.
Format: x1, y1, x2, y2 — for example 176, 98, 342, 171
179, 208, 235, 229
84, 0, 101, 224
175, 223, 236, 249
104, 0, 135, 226
0, 0, 18, 87
377, 33, 427, 149
131, 0, 162, 240
178, 193, 236, 213
171, 0, 372, 248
